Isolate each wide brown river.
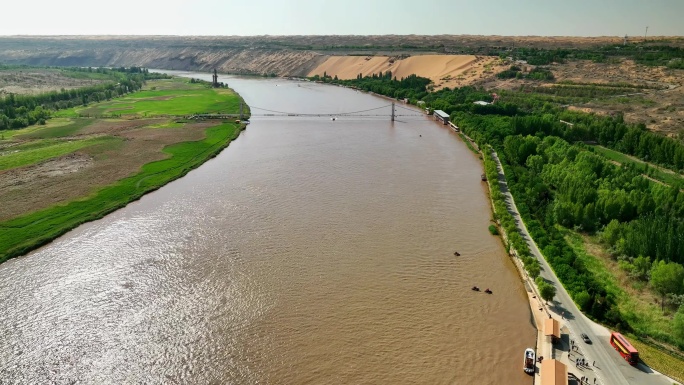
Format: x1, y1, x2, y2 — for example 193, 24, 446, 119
1, 73, 535, 384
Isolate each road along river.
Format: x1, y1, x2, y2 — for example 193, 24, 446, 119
0, 73, 535, 384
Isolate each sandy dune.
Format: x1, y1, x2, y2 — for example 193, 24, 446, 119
308, 55, 504, 89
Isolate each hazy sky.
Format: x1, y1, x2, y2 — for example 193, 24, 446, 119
3, 0, 683, 36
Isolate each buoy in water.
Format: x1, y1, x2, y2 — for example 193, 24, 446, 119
331, 117, 336, 121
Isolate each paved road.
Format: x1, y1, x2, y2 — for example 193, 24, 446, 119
490, 152, 676, 385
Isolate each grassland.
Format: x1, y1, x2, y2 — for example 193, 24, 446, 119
0, 137, 115, 170
630, 337, 684, 384
0, 77, 247, 263
55, 78, 243, 118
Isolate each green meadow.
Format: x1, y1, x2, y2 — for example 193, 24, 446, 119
0, 136, 115, 170
55, 78, 243, 117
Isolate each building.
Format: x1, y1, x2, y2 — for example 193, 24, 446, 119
541, 359, 568, 385
544, 318, 561, 344
433, 110, 449, 125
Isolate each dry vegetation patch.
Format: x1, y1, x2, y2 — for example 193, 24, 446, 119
0, 68, 107, 96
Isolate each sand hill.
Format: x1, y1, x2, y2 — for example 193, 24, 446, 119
308, 55, 504, 89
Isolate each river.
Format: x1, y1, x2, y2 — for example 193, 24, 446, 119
0, 72, 535, 384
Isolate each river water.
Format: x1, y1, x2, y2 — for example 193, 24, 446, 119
0, 72, 535, 384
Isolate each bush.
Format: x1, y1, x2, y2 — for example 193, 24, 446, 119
488, 224, 499, 235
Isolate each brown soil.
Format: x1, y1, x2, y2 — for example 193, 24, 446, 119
553, 60, 683, 134
475, 59, 684, 135
0, 120, 212, 221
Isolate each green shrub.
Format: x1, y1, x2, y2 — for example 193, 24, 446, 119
488, 224, 499, 235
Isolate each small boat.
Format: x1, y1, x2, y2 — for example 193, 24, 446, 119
453, 251, 461, 256
471, 286, 480, 291
484, 288, 492, 294
481, 173, 487, 181
523, 348, 535, 374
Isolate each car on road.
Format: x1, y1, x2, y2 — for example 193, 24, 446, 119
581, 333, 592, 344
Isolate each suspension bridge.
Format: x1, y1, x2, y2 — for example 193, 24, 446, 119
248, 102, 426, 121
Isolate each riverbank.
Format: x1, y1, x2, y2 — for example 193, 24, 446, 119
456, 130, 547, 383
0, 77, 248, 263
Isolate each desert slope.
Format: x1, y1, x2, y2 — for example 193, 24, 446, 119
308, 55, 504, 89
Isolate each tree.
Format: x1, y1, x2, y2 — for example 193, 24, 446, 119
526, 261, 540, 279
631, 255, 651, 281
600, 219, 622, 248
575, 290, 592, 311
536, 277, 556, 303
674, 306, 684, 342
540, 282, 557, 303
650, 260, 684, 310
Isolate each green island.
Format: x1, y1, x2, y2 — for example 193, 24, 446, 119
0, 69, 248, 263
323, 71, 684, 381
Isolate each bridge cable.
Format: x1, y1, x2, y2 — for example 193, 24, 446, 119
248, 104, 393, 116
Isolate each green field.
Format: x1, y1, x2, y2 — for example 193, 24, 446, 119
0, 136, 115, 171
0, 77, 247, 263
19, 118, 96, 139
55, 78, 242, 118
591, 145, 684, 187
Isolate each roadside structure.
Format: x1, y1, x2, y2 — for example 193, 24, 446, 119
545, 318, 561, 345
541, 359, 568, 385
433, 109, 449, 124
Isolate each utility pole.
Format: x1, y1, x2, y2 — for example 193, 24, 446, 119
645, 26, 649, 40
391, 102, 395, 122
